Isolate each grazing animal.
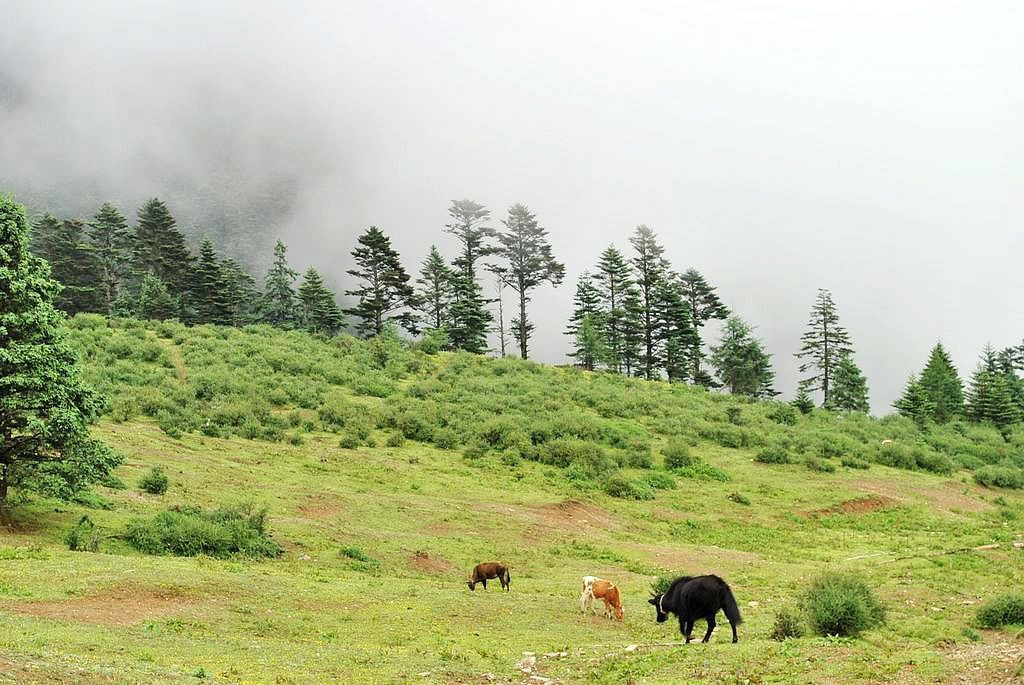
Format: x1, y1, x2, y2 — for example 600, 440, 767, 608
580, 576, 624, 620
648, 575, 742, 643
467, 562, 510, 591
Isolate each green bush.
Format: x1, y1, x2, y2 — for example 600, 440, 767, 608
385, 432, 405, 448
756, 445, 791, 464
139, 466, 169, 495
770, 607, 805, 641
974, 466, 1024, 490
124, 504, 281, 559
650, 575, 679, 595
805, 457, 836, 473
538, 439, 615, 478
675, 462, 731, 482
767, 403, 799, 426
799, 573, 885, 637
875, 442, 916, 470
662, 439, 695, 470
338, 433, 361, 449
725, 406, 744, 425
975, 595, 1024, 628
645, 472, 677, 490
65, 515, 99, 552
727, 492, 750, 505
912, 448, 954, 475
603, 474, 655, 500
341, 545, 381, 572
841, 455, 870, 470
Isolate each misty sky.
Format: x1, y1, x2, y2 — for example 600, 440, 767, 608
2, 1, 1022, 412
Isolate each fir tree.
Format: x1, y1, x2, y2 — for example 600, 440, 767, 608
791, 387, 815, 415
219, 257, 258, 327
653, 276, 701, 383
966, 345, 1020, 434
709, 315, 777, 398
261, 240, 298, 328
87, 203, 132, 316
130, 273, 180, 320
448, 272, 491, 354
893, 374, 934, 428
492, 204, 564, 359
918, 342, 964, 424
445, 200, 493, 352
415, 245, 455, 332
629, 225, 670, 380
566, 273, 605, 370
573, 314, 610, 372
0, 195, 119, 522
828, 354, 870, 413
131, 198, 194, 304
619, 286, 645, 377
679, 268, 729, 383
192, 238, 232, 325
795, 288, 854, 406
996, 347, 1024, 416
30, 215, 103, 315
593, 246, 633, 373
344, 226, 418, 337
298, 268, 345, 336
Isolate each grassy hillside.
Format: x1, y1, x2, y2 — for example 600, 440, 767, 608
2, 316, 1023, 683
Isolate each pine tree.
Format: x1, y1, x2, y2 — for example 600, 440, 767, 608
709, 315, 777, 398
298, 268, 345, 336
492, 204, 565, 359
131, 198, 195, 305
678, 268, 729, 383
893, 374, 934, 428
344, 226, 418, 337
30, 215, 103, 315
445, 200, 494, 352
566, 273, 605, 370
629, 225, 670, 380
0, 195, 119, 522
996, 347, 1024, 416
795, 289, 854, 406
918, 342, 964, 424
87, 203, 132, 316
261, 240, 298, 328
791, 387, 815, 415
415, 246, 455, 332
594, 246, 633, 373
966, 345, 1020, 434
653, 276, 701, 383
130, 273, 180, 320
619, 286, 645, 377
829, 354, 870, 412
219, 257, 258, 326
192, 238, 232, 325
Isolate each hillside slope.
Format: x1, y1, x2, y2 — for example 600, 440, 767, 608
1, 316, 1023, 683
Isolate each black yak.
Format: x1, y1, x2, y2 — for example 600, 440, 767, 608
648, 575, 742, 643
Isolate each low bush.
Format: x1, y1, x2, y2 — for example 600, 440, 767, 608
65, 515, 99, 552
674, 462, 731, 482
727, 492, 750, 505
875, 442, 916, 470
805, 457, 836, 473
603, 474, 655, 500
538, 439, 615, 477
912, 448, 954, 475
974, 466, 1024, 490
341, 545, 381, 572
124, 504, 281, 559
651, 575, 677, 595
799, 573, 885, 637
139, 466, 169, 495
770, 607, 805, 641
841, 455, 870, 470
975, 595, 1024, 628
338, 433, 361, 449
385, 432, 405, 448
756, 445, 790, 464
767, 403, 799, 426
662, 439, 696, 470
645, 472, 677, 490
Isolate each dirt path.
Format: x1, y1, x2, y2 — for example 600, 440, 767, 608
152, 333, 188, 383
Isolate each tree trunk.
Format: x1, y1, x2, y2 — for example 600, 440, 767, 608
496, 279, 506, 358
518, 289, 528, 359
0, 478, 11, 529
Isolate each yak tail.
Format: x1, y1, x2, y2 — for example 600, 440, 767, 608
723, 586, 743, 625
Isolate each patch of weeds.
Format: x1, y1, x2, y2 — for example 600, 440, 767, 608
65, 515, 100, 552
674, 462, 731, 482
770, 606, 805, 641
727, 492, 750, 505
805, 457, 836, 473
800, 573, 885, 637
341, 546, 381, 573
124, 504, 281, 559
756, 446, 790, 464
840, 455, 870, 470
976, 595, 1024, 628
603, 474, 655, 500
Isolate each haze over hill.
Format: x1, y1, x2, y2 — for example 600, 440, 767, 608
1, 1, 1022, 411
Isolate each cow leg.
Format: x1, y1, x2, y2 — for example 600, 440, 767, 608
482, 578, 487, 591
580, 592, 589, 613
701, 615, 716, 643
681, 618, 693, 643
730, 619, 738, 643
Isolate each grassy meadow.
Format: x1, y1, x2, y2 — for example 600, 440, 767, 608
2, 316, 1023, 683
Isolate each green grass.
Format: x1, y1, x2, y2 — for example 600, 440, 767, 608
0, 317, 1022, 683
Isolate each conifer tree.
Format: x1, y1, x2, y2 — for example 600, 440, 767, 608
131, 198, 194, 303
192, 238, 232, 325
619, 286, 645, 377
653, 276, 701, 383
261, 240, 298, 328
918, 342, 964, 424
893, 374, 934, 428
298, 267, 345, 336
130, 273, 180, 320
448, 272, 491, 354
709, 315, 777, 398
415, 246, 455, 332
30, 215, 103, 314
344, 226, 418, 337
566, 273, 605, 369
795, 288, 854, 406
829, 354, 870, 412
573, 314, 610, 372
87, 203, 132, 315
996, 347, 1024, 416
966, 345, 1021, 434
219, 257, 258, 327
679, 268, 729, 383
492, 204, 564, 359
594, 245, 633, 373
445, 200, 494, 352
791, 387, 815, 415
629, 225, 670, 380
0, 195, 119, 522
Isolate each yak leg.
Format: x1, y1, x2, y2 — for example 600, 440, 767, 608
730, 618, 739, 643
682, 618, 693, 643
701, 615, 716, 643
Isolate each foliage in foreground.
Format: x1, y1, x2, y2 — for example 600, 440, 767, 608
123, 504, 282, 559
799, 573, 885, 637
975, 595, 1024, 628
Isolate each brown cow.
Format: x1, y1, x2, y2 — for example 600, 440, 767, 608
467, 562, 510, 591
580, 575, 624, 620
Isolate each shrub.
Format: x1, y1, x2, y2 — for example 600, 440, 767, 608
603, 475, 655, 500
662, 439, 695, 470
385, 432, 405, 448
756, 445, 790, 464
100, 472, 127, 490
799, 573, 885, 637
818, 434, 858, 459
725, 406, 744, 425
539, 439, 615, 477
767, 403, 799, 426
431, 427, 459, 450
139, 466, 169, 495
675, 462, 731, 482
65, 515, 99, 552
462, 443, 488, 460
109, 396, 138, 423
341, 545, 380, 573
805, 457, 836, 473
841, 456, 870, 470
124, 504, 281, 559
645, 473, 677, 490
913, 448, 954, 475
770, 607, 804, 641
338, 433, 361, 449
875, 442, 916, 470
974, 466, 1024, 490
727, 492, 750, 505
650, 575, 678, 595
976, 595, 1024, 628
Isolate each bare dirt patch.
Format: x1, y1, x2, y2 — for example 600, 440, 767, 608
409, 550, 458, 575
0, 585, 196, 627
806, 495, 895, 517
943, 640, 1024, 684
530, 499, 616, 530
296, 492, 345, 519
852, 478, 989, 515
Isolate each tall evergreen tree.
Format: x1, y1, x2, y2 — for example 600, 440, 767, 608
30, 215, 103, 315
594, 246, 633, 373
492, 204, 565, 359
709, 315, 776, 398
573, 314, 610, 373
219, 257, 258, 327
893, 373, 934, 428
415, 245, 455, 332
131, 198, 194, 303
0, 195, 119, 522
795, 288, 854, 406
261, 240, 298, 328
629, 225, 670, 380
996, 347, 1024, 417
653, 276, 701, 383
828, 354, 870, 412
679, 268, 729, 383
566, 273, 605, 370
445, 199, 493, 352
192, 238, 233, 325
127, 273, 180, 320
966, 345, 1020, 435
791, 387, 815, 415
87, 203, 132, 316
345, 226, 418, 337
619, 286, 645, 377
917, 342, 964, 424
298, 268, 345, 336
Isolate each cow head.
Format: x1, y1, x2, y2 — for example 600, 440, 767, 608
615, 604, 624, 621
648, 594, 668, 622
467, 580, 476, 591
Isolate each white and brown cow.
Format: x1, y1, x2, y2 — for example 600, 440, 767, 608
580, 575, 624, 620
